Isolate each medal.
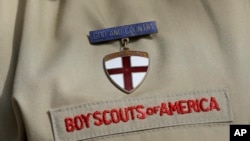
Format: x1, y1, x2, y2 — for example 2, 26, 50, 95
89, 21, 158, 93
103, 38, 149, 93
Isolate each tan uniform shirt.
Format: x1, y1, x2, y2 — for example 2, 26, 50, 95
1, 0, 250, 141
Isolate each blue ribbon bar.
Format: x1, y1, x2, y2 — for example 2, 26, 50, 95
89, 21, 158, 44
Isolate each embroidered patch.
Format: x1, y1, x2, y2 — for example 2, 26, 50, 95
50, 89, 233, 141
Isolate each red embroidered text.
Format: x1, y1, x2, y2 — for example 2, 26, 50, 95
64, 96, 220, 132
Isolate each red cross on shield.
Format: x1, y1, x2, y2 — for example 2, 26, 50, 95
103, 50, 149, 93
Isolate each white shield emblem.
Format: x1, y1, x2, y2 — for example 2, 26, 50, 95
104, 51, 149, 93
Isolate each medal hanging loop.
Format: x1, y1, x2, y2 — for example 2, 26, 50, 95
121, 38, 130, 51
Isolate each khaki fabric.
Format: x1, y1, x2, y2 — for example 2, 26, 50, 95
1, 0, 250, 141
